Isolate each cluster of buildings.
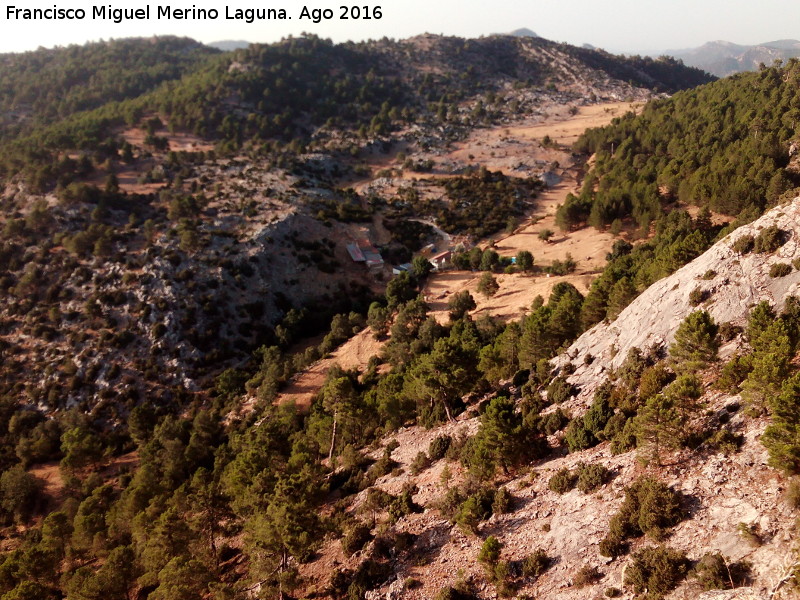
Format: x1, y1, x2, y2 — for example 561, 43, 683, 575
347, 237, 453, 276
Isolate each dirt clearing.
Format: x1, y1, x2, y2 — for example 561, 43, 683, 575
425, 271, 596, 323
277, 327, 385, 410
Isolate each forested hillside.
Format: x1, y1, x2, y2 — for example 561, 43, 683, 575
574, 59, 800, 225
7, 31, 793, 600
554, 59, 800, 328
0, 37, 218, 140
0, 34, 712, 191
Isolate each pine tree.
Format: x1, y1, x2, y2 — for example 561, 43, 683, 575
321, 375, 356, 461
469, 396, 525, 477
633, 394, 682, 465
245, 471, 322, 599
447, 291, 476, 321
669, 310, 719, 370
405, 336, 477, 422
606, 277, 637, 320
663, 373, 703, 421
516, 250, 534, 272
477, 272, 500, 298
367, 301, 390, 338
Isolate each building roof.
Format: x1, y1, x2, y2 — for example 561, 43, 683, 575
346, 243, 366, 262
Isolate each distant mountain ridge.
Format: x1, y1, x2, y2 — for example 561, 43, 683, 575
666, 38, 800, 77
507, 28, 538, 38
207, 39, 250, 51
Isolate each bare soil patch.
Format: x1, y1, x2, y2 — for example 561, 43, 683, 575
424, 271, 596, 323
277, 327, 385, 410
120, 125, 215, 153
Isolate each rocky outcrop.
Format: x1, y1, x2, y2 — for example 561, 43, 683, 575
556, 196, 800, 400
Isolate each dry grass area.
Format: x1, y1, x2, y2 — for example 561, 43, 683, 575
277, 327, 386, 410
424, 271, 596, 324
504, 101, 639, 146
109, 121, 215, 193
29, 451, 139, 513
487, 181, 616, 272
683, 202, 736, 226
120, 125, 214, 153
29, 462, 65, 510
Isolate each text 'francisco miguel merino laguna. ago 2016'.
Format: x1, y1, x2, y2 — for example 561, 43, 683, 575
5, 5, 384, 23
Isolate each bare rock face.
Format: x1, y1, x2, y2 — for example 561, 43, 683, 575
556, 196, 800, 400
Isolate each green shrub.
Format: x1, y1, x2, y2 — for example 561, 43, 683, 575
478, 536, 502, 566
404, 577, 422, 589
492, 487, 514, 514
691, 552, 751, 590
547, 376, 575, 403
542, 408, 569, 435
701, 269, 717, 280
625, 545, 688, 599
434, 586, 479, 600
599, 533, 626, 558
688, 286, 707, 306
669, 310, 719, 369
769, 262, 792, 278
599, 477, 684, 556
754, 225, 786, 253
0, 465, 41, 524
492, 561, 514, 596
574, 565, 601, 587
410, 451, 431, 475
565, 419, 595, 452
718, 322, 743, 341
705, 428, 744, 455
453, 488, 495, 534
714, 353, 752, 392
548, 468, 578, 494
576, 462, 610, 493
429, 435, 452, 460
521, 549, 550, 578
341, 521, 373, 556
731, 234, 754, 254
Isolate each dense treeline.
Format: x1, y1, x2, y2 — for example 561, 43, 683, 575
558, 45, 714, 93
0, 31, 780, 600
0, 33, 718, 191
2, 238, 786, 598
0, 37, 218, 140
579, 209, 722, 327
572, 59, 800, 232
387, 169, 542, 238
0, 242, 602, 599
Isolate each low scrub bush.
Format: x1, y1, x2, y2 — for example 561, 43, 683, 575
548, 468, 577, 494
521, 549, 550, 579
769, 262, 792, 278
599, 477, 684, 557
625, 545, 688, 599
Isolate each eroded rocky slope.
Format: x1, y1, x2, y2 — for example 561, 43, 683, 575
315, 198, 800, 600
557, 197, 800, 401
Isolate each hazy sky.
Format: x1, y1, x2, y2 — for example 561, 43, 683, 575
0, 0, 798, 54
